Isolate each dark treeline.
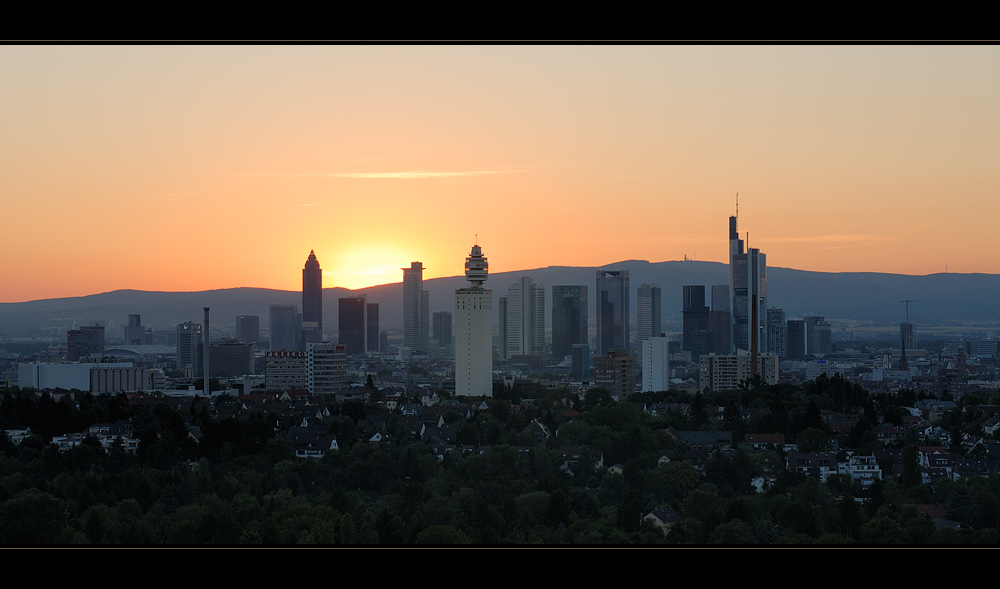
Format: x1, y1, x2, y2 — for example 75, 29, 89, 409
1, 378, 999, 545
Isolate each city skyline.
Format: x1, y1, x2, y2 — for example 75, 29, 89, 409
5, 44, 1000, 302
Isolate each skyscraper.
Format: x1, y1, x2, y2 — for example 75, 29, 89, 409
728, 210, 766, 353
503, 276, 545, 358
176, 321, 203, 376
455, 244, 492, 397
766, 308, 786, 358
803, 315, 831, 355
682, 285, 710, 360
572, 343, 591, 379
338, 296, 367, 355
302, 250, 323, 346
636, 283, 662, 344
403, 262, 428, 354
366, 303, 380, 353
498, 295, 508, 358
708, 284, 731, 355
68, 324, 105, 361
236, 315, 260, 345
433, 311, 452, 349
269, 304, 300, 352
123, 314, 149, 345
596, 270, 629, 355
711, 284, 730, 313
786, 319, 806, 359
552, 285, 588, 362
707, 309, 731, 355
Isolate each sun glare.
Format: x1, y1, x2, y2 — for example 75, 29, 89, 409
325, 247, 412, 291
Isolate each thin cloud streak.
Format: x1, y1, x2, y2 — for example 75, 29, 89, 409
289, 170, 518, 179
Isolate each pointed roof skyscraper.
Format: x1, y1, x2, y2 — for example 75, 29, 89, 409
303, 250, 322, 336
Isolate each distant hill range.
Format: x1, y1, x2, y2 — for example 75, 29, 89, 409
2, 260, 998, 337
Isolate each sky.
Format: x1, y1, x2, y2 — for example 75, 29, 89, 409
3, 44, 999, 302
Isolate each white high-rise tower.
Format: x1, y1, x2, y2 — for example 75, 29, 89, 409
455, 243, 492, 397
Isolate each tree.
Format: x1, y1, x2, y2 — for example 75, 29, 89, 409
901, 446, 921, 488
796, 427, 832, 453
3, 489, 69, 544
414, 524, 472, 544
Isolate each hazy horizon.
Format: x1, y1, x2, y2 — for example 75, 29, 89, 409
2, 256, 991, 305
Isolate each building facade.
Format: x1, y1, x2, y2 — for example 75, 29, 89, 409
786, 319, 806, 359
571, 343, 591, 380
403, 262, 428, 354
338, 296, 368, 355
596, 270, 629, 355
901, 322, 916, 350
455, 244, 492, 397
68, 324, 105, 361
175, 322, 203, 376
366, 303, 380, 353
123, 314, 151, 346
766, 308, 786, 358
552, 285, 588, 362
636, 283, 662, 343
641, 336, 670, 393
682, 285, 710, 361
503, 276, 545, 359
236, 315, 260, 345
265, 350, 308, 391
209, 339, 255, 377
594, 350, 635, 398
433, 311, 452, 349
307, 342, 346, 394
699, 351, 779, 392
269, 304, 301, 352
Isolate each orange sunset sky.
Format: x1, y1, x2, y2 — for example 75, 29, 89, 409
3, 44, 999, 303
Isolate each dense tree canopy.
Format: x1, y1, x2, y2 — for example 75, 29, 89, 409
1, 379, 998, 544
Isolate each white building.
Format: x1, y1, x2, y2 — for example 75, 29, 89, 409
307, 342, 346, 394
18, 362, 160, 393
503, 276, 544, 358
641, 336, 670, 392
265, 350, 308, 391
455, 244, 493, 397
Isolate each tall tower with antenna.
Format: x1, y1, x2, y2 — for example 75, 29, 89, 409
455, 242, 493, 397
728, 194, 767, 353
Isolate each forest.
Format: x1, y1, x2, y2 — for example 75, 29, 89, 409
1, 375, 999, 545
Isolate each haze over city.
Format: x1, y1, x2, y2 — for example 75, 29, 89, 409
4, 43, 999, 302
